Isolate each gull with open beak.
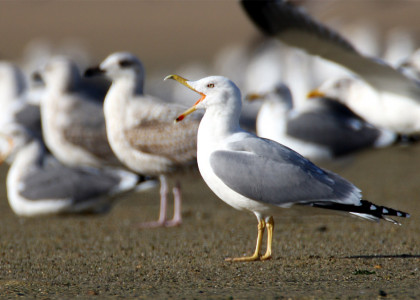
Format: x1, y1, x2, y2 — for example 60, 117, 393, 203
166, 74, 409, 262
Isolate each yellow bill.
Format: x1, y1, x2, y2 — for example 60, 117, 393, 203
307, 89, 326, 99
165, 74, 206, 122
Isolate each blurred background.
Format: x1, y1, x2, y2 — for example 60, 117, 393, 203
1, 1, 419, 73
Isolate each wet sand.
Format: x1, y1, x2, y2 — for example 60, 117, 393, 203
0, 2, 419, 298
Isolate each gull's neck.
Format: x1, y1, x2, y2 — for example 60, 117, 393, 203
104, 75, 144, 121
110, 75, 144, 97
257, 99, 289, 136
0, 66, 27, 101
46, 70, 81, 95
10, 139, 44, 173
198, 97, 243, 147
103, 74, 144, 155
0, 82, 25, 102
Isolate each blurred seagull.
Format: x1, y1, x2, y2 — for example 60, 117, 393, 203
0, 62, 42, 145
166, 74, 409, 262
398, 48, 420, 82
248, 83, 396, 160
241, 0, 420, 135
0, 123, 155, 217
36, 56, 120, 168
85, 52, 200, 228
0, 62, 26, 114
309, 77, 420, 136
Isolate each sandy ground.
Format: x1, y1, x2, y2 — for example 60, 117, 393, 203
0, 1, 420, 299
0, 144, 419, 298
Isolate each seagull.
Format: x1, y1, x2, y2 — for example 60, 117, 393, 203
308, 77, 420, 136
248, 83, 397, 160
240, 0, 420, 135
36, 56, 121, 168
0, 62, 26, 108
84, 52, 200, 228
0, 62, 42, 149
0, 123, 155, 217
166, 74, 409, 262
0, 62, 32, 126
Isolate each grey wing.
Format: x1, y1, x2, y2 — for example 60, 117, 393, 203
287, 100, 380, 156
63, 98, 121, 165
241, 0, 420, 98
124, 105, 200, 166
210, 136, 360, 206
20, 163, 125, 203
14, 103, 43, 141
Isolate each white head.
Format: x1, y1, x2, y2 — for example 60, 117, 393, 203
308, 77, 364, 105
37, 56, 81, 93
165, 75, 242, 122
85, 52, 145, 94
247, 82, 293, 112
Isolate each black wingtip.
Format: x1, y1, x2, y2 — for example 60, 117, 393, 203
241, 0, 285, 36
304, 200, 410, 224
240, 0, 356, 53
241, 0, 314, 36
358, 200, 410, 219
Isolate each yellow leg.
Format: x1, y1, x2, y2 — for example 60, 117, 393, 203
261, 217, 274, 260
226, 219, 266, 262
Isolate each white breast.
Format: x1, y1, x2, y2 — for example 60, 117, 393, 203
196, 115, 278, 217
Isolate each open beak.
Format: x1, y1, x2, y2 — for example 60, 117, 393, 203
164, 74, 206, 122
0, 133, 14, 165
307, 89, 325, 99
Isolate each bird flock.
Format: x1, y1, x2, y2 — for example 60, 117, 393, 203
0, 0, 416, 261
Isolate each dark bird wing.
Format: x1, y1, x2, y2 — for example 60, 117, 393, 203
287, 99, 384, 156
241, 0, 420, 98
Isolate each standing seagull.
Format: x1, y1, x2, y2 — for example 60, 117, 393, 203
37, 56, 121, 168
248, 83, 396, 160
166, 74, 409, 261
85, 52, 200, 228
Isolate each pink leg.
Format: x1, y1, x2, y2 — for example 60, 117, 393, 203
137, 175, 168, 228
164, 180, 182, 227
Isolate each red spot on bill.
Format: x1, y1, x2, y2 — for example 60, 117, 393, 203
176, 115, 185, 122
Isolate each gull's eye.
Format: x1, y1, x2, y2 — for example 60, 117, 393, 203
207, 83, 214, 88
119, 60, 133, 68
